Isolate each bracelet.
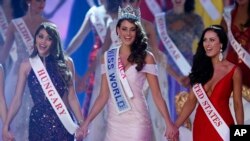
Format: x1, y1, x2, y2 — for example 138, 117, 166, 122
77, 119, 84, 125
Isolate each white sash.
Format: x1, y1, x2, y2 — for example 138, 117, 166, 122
0, 6, 8, 39
104, 48, 132, 114
155, 13, 191, 76
90, 6, 109, 43
223, 6, 250, 69
0, 6, 18, 62
145, 0, 162, 15
29, 55, 78, 135
193, 84, 229, 141
199, 0, 220, 20
13, 18, 34, 55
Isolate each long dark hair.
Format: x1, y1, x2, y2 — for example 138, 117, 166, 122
116, 18, 148, 71
189, 25, 228, 86
30, 22, 72, 87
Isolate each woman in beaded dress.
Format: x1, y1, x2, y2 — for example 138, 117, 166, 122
2, 22, 84, 141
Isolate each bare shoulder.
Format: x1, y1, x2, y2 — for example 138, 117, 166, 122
225, 60, 242, 77
145, 51, 156, 64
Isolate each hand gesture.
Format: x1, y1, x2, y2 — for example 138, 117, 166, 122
2, 128, 14, 141
165, 123, 179, 141
75, 127, 84, 141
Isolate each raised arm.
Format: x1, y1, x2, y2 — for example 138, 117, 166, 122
0, 22, 15, 64
232, 67, 244, 124
81, 55, 110, 137
2, 60, 30, 141
65, 9, 92, 55
0, 65, 7, 122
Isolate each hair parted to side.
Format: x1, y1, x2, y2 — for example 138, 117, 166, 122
189, 25, 228, 86
31, 22, 73, 88
116, 5, 147, 71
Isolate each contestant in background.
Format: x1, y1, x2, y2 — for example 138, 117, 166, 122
0, 0, 49, 140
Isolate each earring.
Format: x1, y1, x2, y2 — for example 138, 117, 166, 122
219, 46, 223, 62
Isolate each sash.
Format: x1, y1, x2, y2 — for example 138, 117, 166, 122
104, 47, 132, 114
192, 84, 229, 141
199, 0, 220, 20
29, 55, 78, 135
155, 13, 191, 76
0, 6, 17, 61
145, 0, 162, 15
13, 18, 34, 55
90, 6, 109, 43
0, 6, 8, 39
223, 7, 250, 69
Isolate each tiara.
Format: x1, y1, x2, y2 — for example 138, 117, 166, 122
41, 22, 57, 29
118, 5, 141, 21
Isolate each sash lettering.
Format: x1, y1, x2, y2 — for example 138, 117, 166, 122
193, 84, 229, 141
105, 48, 132, 114
223, 6, 250, 69
13, 18, 33, 54
29, 55, 78, 135
155, 13, 191, 76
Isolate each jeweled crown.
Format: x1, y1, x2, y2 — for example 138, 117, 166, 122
118, 5, 141, 21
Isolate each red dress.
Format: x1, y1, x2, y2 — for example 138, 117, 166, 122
226, 7, 250, 88
193, 66, 236, 141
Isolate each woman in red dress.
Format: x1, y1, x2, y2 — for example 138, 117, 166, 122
175, 25, 244, 141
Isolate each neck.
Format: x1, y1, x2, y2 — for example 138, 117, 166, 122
120, 45, 131, 55
173, 6, 184, 14
211, 57, 222, 66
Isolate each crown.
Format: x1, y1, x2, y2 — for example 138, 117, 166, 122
41, 22, 57, 29
118, 5, 141, 21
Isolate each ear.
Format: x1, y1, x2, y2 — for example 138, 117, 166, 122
116, 26, 120, 36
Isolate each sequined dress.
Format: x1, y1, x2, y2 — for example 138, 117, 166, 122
27, 56, 74, 140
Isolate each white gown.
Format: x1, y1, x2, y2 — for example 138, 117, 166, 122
4, 23, 33, 141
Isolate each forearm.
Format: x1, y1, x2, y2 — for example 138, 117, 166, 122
0, 99, 7, 122
153, 93, 173, 126
84, 93, 108, 125
68, 95, 84, 123
234, 100, 244, 124
175, 98, 196, 128
4, 95, 22, 129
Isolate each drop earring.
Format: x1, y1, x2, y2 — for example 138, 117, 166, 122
219, 45, 223, 62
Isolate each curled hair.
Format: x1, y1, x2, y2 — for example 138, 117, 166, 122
30, 22, 72, 87
116, 18, 148, 71
189, 25, 228, 86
